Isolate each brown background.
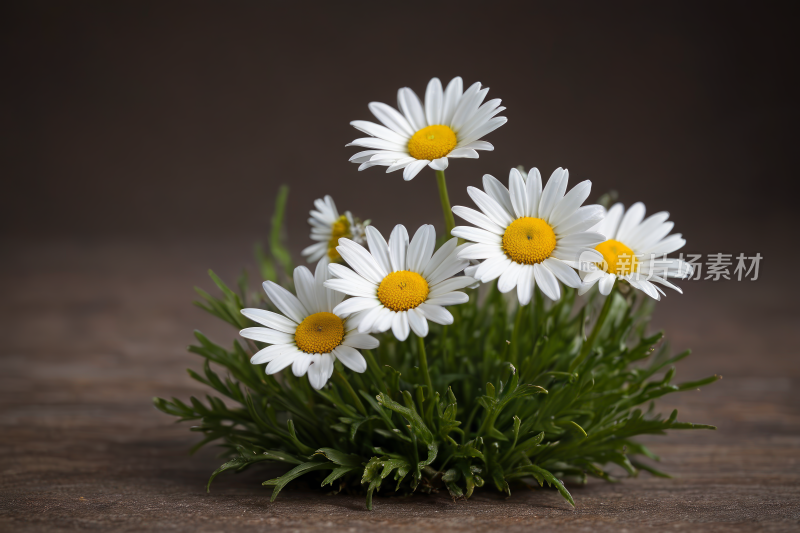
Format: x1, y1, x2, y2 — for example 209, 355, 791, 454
2, 1, 799, 531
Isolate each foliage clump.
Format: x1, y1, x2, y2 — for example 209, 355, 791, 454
154, 188, 716, 509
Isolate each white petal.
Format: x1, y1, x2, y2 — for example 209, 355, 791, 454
391, 311, 410, 341
538, 168, 568, 222
553, 205, 606, 235
482, 174, 515, 217
626, 212, 670, 250
333, 345, 367, 373
424, 77, 443, 126
450, 81, 482, 131
307, 355, 325, 389
508, 168, 527, 219
241, 308, 297, 333
598, 274, 616, 295
354, 305, 383, 333
467, 186, 514, 227
417, 303, 454, 325
292, 353, 313, 377
293, 266, 320, 315
426, 291, 469, 305
263, 281, 308, 324
451, 226, 502, 245
388, 224, 409, 272
497, 261, 523, 293
428, 157, 449, 171
407, 224, 436, 273
557, 232, 606, 248
363, 226, 391, 275
457, 243, 502, 260
251, 344, 298, 365
648, 234, 686, 255
477, 255, 512, 282
368, 101, 415, 137
265, 351, 297, 375
452, 207, 505, 234
517, 265, 535, 305
407, 308, 429, 337
615, 202, 646, 243
336, 238, 387, 284
525, 168, 542, 218
549, 180, 592, 228
342, 332, 379, 350
347, 137, 408, 152
240, 327, 295, 345
324, 278, 376, 299
447, 148, 479, 159
441, 76, 463, 126
534, 263, 561, 301
349, 149, 383, 163
593, 203, 624, 238
460, 140, 493, 151
350, 120, 408, 145
458, 116, 507, 146
403, 159, 429, 181
387, 158, 415, 173
429, 276, 478, 297
543, 258, 582, 288
333, 296, 379, 317
425, 249, 469, 286
398, 87, 426, 132
411, 237, 450, 278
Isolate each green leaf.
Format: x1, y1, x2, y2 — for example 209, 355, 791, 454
263, 461, 335, 501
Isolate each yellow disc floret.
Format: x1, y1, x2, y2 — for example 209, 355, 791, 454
595, 239, 639, 276
327, 215, 351, 262
407, 125, 458, 161
502, 217, 557, 265
377, 271, 429, 312
294, 312, 345, 354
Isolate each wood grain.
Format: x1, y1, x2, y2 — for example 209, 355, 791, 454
1, 239, 798, 532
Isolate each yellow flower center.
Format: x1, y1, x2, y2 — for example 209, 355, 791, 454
327, 215, 351, 262
377, 271, 429, 312
407, 125, 458, 161
502, 217, 557, 265
294, 312, 344, 354
595, 239, 639, 276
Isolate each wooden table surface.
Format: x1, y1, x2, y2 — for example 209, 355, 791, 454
2, 239, 798, 532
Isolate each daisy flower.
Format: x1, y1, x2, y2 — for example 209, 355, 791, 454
302, 195, 367, 263
324, 224, 475, 341
239, 258, 379, 390
578, 202, 694, 300
347, 76, 507, 181
452, 168, 606, 304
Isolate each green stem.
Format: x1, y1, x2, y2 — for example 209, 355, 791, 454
363, 349, 387, 392
510, 304, 526, 367
332, 369, 367, 416
416, 335, 434, 400
435, 170, 456, 237
571, 285, 616, 371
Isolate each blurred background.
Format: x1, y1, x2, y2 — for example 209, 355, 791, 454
1, 2, 798, 529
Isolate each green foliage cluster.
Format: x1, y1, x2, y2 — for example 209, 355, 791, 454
154, 186, 717, 509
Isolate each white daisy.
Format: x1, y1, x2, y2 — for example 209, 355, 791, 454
239, 258, 379, 390
452, 168, 606, 304
578, 202, 694, 300
302, 195, 367, 263
324, 224, 475, 341
347, 76, 507, 181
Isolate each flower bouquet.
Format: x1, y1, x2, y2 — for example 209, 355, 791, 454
155, 76, 717, 509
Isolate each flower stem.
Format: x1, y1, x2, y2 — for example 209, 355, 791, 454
571, 285, 616, 372
416, 335, 434, 400
333, 369, 367, 416
435, 170, 456, 237
510, 303, 526, 366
